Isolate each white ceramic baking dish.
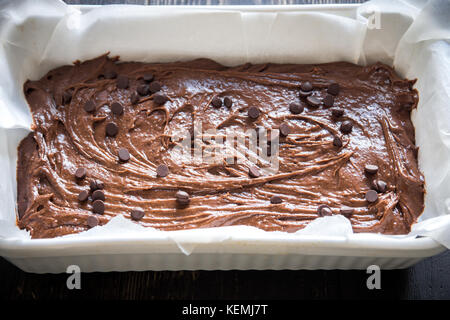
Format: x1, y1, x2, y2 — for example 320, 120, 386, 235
0, 1, 448, 273
0, 231, 445, 273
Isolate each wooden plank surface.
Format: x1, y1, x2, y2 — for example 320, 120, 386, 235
1, 251, 449, 299
1, 0, 448, 301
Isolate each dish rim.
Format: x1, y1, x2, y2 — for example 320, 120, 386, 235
0, 2, 445, 262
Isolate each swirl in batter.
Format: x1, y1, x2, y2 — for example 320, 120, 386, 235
17, 54, 424, 238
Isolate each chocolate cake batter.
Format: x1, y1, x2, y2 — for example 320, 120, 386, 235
17, 54, 424, 238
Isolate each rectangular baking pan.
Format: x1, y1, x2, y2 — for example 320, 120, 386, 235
0, 3, 446, 273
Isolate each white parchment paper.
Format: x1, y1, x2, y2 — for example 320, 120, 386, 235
0, 0, 449, 252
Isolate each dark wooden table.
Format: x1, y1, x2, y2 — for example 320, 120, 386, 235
1, 0, 449, 301
1, 251, 450, 299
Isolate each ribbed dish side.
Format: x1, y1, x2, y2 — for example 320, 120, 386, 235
6, 254, 425, 273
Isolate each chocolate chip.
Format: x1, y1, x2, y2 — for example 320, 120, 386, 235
323, 94, 334, 108
84, 100, 96, 113
176, 190, 190, 206
90, 180, 104, 191
372, 179, 387, 193
211, 96, 222, 108
104, 70, 117, 79
317, 204, 333, 217
340, 120, 353, 134
333, 136, 343, 147
78, 190, 89, 202
131, 209, 145, 221
149, 81, 161, 93
130, 92, 140, 104
289, 102, 304, 114
331, 108, 344, 118
105, 122, 119, 137
365, 190, 378, 203
153, 94, 168, 106
87, 215, 99, 228
156, 164, 169, 177
92, 200, 105, 214
327, 83, 340, 96
75, 168, 87, 180
118, 148, 130, 162
248, 106, 260, 120
116, 75, 129, 89
299, 90, 313, 98
111, 102, 123, 115
63, 90, 73, 104
279, 122, 290, 137
306, 96, 321, 107
143, 73, 154, 82
301, 82, 313, 92
137, 84, 150, 96
270, 195, 282, 204
340, 206, 354, 217
224, 97, 233, 108
92, 189, 105, 201
364, 164, 379, 175
377, 180, 387, 193
248, 165, 261, 178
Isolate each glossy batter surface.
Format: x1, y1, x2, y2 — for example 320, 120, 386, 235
17, 55, 424, 238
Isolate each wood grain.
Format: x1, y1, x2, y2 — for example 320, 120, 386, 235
1, 251, 449, 299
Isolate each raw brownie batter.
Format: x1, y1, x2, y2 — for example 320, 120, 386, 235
17, 54, 424, 238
